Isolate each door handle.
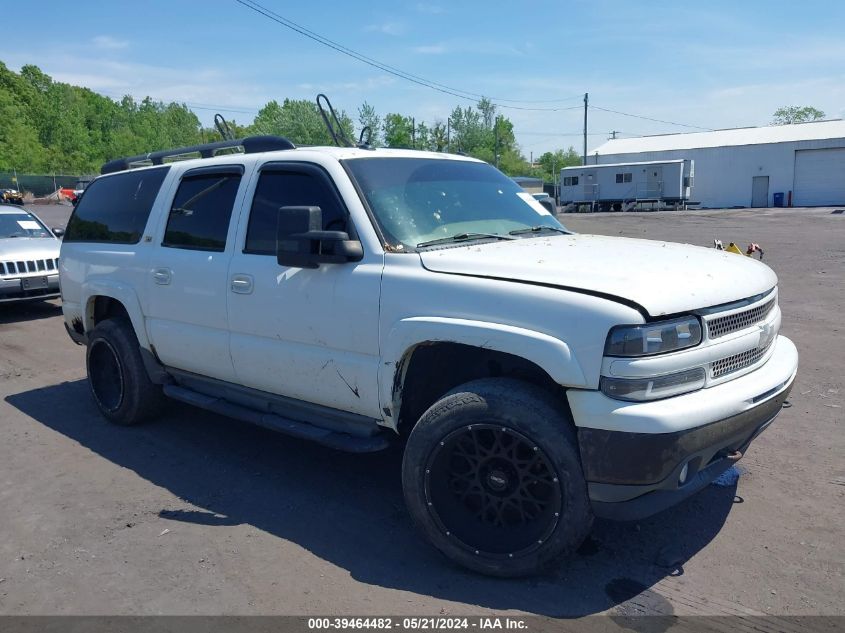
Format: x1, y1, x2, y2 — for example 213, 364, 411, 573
230, 274, 253, 294
152, 268, 172, 285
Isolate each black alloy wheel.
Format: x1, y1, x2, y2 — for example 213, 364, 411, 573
88, 337, 125, 413
402, 378, 592, 577
424, 424, 562, 559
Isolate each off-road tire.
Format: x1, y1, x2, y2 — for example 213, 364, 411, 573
86, 317, 165, 425
402, 378, 592, 577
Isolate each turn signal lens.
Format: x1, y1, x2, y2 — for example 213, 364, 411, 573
600, 367, 706, 402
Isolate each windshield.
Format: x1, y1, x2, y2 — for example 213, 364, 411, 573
345, 157, 566, 249
0, 208, 52, 239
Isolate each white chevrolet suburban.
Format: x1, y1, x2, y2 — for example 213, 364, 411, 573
59, 134, 798, 576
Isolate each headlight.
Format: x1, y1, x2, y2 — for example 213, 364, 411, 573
600, 367, 706, 402
605, 316, 702, 357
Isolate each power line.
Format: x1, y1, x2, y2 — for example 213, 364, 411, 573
516, 131, 606, 137
232, 0, 584, 112
95, 89, 260, 115
591, 105, 712, 131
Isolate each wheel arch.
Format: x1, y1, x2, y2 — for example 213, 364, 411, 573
82, 281, 170, 384
380, 317, 587, 431
81, 280, 150, 350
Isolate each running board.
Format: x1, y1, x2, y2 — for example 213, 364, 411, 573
162, 385, 390, 453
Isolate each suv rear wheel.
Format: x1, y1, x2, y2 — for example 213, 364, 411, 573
86, 317, 165, 425
402, 378, 592, 577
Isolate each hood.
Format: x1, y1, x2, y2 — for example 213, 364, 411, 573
0, 237, 61, 260
419, 234, 777, 317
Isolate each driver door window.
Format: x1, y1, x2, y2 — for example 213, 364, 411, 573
244, 168, 347, 255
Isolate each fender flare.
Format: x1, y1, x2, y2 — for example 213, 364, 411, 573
82, 279, 150, 350
378, 316, 587, 429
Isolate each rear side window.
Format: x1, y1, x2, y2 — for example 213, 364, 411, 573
244, 167, 347, 255
163, 171, 242, 252
64, 167, 169, 243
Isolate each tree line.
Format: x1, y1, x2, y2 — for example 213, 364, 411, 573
0, 62, 578, 181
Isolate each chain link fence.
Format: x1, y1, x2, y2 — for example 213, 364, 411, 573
0, 172, 92, 198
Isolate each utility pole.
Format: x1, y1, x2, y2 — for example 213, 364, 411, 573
583, 92, 589, 166
610, 130, 619, 139
447, 118, 451, 153
411, 117, 416, 149
494, 115, 500, 168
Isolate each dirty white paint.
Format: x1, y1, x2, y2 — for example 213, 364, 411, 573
61, 146, 798, 439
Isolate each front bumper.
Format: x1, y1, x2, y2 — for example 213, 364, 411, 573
568, 335, 798, 520
0, 274, 60, 303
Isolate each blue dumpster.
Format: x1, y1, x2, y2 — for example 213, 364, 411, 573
773, 192, 784, 207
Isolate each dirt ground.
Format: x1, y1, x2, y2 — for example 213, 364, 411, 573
0, 204, 842, 618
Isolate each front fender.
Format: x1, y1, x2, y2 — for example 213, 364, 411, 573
379, 316, 587, 428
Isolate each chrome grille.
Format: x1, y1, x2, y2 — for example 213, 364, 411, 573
711, 340, 774, 378
708, 297, 776, 338
0, 258, 58, 277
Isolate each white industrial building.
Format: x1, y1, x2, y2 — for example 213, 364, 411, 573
589, 119, 845, 208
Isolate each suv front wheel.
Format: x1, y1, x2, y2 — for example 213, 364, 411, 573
86, 317, 165, 425
402, 378, 592, 577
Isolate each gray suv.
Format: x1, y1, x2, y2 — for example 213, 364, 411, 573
0, 204, 62, 303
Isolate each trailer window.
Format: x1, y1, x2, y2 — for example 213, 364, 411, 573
615, 173, 632, 183
563, 176, 578, 187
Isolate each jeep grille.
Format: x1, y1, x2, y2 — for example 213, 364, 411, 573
0, 258, 58, 277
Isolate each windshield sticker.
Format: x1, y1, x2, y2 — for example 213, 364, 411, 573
516, 192, 551, 216
17, 220, 41, 230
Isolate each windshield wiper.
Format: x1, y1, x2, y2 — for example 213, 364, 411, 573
417, 232, 516, 249
508, 225, 571, 236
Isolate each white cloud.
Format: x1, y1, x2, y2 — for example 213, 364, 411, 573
364, 21, 405, 36
91, 35, 129, 50
412, 44, 448, 55
415, 3, 445, 14
296, 75, 395, 94
2, 51, 270, 124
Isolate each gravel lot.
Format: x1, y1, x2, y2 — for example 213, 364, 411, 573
1, 204, 842, 618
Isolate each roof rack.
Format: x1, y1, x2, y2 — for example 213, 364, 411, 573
100, 135, 296, 175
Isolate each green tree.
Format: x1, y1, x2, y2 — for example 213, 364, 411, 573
477, 97, 496, 130
448, 104, 484, 153
431, 121, 448, 152
0, 62, 205, 173
251, 98, 353, 146
357, 101, 381, 146
0, 62, 48, 171
772, 106, 825, 125
534, 148, 581, 182
415, 121, 430, 150
0, 61, 544, 179
383, 113, 415, 148
444, 99, 530, 175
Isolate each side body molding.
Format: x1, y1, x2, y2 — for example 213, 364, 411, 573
379, 316, 587, 429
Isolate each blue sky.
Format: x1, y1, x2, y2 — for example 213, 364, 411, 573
2, 0, 843, 156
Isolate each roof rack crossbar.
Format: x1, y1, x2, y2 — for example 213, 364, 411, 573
100, 135, 296, 174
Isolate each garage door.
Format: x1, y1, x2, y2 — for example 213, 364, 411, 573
794, 148, 845, 206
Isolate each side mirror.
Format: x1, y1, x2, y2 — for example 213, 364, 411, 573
276, 206, 363, 269
52, 227, 65, 238
538, 199, 556, 214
